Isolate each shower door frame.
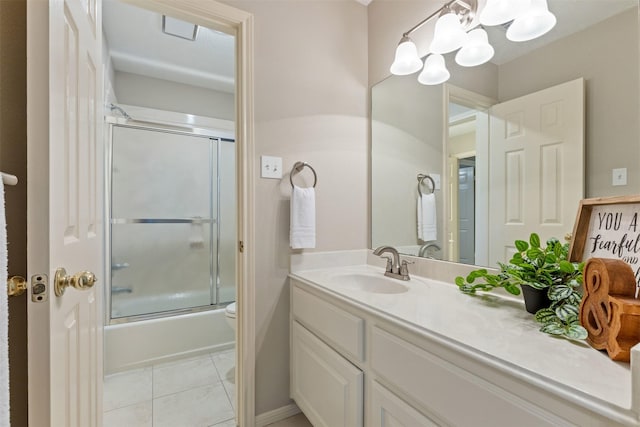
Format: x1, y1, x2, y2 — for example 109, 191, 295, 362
105, 119, 235, 324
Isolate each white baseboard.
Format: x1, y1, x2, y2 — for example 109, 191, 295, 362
255, 403, 301, 427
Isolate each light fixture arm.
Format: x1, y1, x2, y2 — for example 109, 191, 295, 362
402, 0, 474, 37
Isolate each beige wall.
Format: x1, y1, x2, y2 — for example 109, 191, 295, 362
224, 0, 369, 415
0, 0, 28, 426
114, 71, 235, 120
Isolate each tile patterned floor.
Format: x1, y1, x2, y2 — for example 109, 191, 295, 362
104, 348, 236, 427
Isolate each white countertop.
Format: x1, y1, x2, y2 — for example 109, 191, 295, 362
290, 261, 636, 420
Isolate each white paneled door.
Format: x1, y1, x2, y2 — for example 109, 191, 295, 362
27, 0, 104, 425
488, 78, 584, 265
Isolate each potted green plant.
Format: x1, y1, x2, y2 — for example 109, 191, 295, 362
455, 233, 587, 341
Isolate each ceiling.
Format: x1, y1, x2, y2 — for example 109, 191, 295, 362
102, 0, 235, 93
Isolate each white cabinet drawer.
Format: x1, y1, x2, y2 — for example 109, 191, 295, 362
371, 326, 571, 427
291, 321, 364, 427
291, 284, 365, 362
369, 380, 442, 427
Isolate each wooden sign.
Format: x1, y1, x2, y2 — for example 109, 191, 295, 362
570, 195, 640, 292
580, 258, 640, 362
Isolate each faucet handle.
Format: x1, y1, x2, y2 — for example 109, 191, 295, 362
381, 256, 393, 272
400, 259, 413, 277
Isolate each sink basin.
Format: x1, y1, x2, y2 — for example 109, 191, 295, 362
331, 273, 409, 294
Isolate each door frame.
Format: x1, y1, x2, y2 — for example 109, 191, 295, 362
27, 0, 256, 425
117, 3, 256, 425
442, 85, 495, 267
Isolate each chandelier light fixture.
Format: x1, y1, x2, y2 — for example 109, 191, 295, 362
389, 0, 557, 85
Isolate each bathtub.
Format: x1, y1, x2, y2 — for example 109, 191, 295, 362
104, 306, 234, 374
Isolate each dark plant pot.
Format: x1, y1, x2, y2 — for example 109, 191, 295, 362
521, 285, 552, 314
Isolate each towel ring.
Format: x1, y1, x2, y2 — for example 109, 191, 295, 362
290, 161, 317, 188
417, 174, 435, 197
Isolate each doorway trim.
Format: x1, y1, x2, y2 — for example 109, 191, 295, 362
443, 84, 495, 266
117, 1, 255, 425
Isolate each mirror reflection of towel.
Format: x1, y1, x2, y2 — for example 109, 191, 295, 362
290, 185, 316, 249
418, 193, 437, 241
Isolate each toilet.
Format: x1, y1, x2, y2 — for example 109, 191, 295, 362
225, 302, 236, 331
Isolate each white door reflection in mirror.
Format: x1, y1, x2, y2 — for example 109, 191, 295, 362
488, 78, 584, 265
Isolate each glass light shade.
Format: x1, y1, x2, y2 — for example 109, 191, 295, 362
390, 37, 423, 75
455, 28, 495, 67
479, 0, 529, 26
429, 12, 469, 54
507, 0, 556, 42
418, 54, 450, 85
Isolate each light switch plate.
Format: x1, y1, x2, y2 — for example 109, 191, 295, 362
261, 155, 283, 179
612, 168, 627, 186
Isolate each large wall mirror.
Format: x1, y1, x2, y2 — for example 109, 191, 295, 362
371, 0, 639, 268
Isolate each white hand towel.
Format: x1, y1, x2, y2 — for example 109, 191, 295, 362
417, 193, 437, 242
290, 185, 316, 249
0, 179, 9, 426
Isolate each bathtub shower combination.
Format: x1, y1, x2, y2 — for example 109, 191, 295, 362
105, 121, 236, 373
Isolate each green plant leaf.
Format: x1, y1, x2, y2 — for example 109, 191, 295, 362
459, 284, 476, 294
555, 304, 579, 322
466, 269, 487, 283
564, 324, 588, 340
527, 248, 543, 260
548, 284, 573, 301
540, 323, 565, 335
558, 260, 575, 273
504, 284, 521, 295
526, 281, 547, 290
546, 237, 560, 247
530, 233, 541, 249
455, 276, 465, 287
554, 243, 564, 258
567, 292, 583, 305
534, 308, 557, 324
515, 240, 529, 252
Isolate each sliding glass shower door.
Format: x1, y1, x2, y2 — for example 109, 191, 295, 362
109, 125, 235, 321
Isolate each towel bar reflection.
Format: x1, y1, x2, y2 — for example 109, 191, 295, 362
417, 174, 435, 197
290, 161, 317, 188
1, 172, 17, 186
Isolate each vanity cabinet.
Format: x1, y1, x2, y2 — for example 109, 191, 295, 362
290, 285, 364, 427
369, 380, 441, 427
290, 274, 634, 427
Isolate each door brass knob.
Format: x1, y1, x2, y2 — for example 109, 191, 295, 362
54, 268, 97, 297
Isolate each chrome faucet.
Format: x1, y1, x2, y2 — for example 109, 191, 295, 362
418, 243, 441, 258
373, 246, 411, 281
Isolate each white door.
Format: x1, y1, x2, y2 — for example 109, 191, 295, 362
488, 78, 584, 265
27, 0, 104, 425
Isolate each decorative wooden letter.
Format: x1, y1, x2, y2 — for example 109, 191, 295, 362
580, 258, 640, 362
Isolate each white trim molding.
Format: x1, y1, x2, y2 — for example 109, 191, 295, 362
256, 403, 301, 427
